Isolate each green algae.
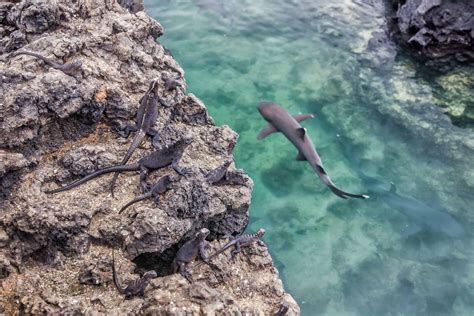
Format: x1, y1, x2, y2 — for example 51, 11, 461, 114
433, 70, 474, 128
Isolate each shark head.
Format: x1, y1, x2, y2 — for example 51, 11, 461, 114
258, 101, 280, 122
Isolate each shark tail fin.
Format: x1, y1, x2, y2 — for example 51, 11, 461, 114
315, 164, 369, 199
328, 184, 369, 199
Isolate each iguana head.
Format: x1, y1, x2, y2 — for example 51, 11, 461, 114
196, 228, 210, 240
143, 270, 158, 279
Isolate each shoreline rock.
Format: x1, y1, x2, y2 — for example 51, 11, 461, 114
386, 0, 474, 69
0, 0, 299, 313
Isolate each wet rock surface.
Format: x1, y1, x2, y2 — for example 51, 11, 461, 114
387, 0, 474, 67
0, 0, 298, 313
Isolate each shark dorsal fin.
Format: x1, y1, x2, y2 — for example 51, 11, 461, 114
296, 127, 306, 140
295, 151, 306, 161
389, 182, 397, 193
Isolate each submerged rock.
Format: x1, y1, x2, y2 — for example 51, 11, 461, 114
432, 70, 474, 128
0, 0, 298, 313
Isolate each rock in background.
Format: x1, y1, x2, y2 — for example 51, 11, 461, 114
0, 0, 299, 314
387, 0, 474, 67
383, 0, 474, 128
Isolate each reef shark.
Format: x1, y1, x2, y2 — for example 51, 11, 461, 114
257, 101, 369, 199
193, 0, 229, 17
361, 174, 465, 238
192, 0, 235, 30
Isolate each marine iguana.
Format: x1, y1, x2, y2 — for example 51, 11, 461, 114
119, 175, 173, 213
11, 51, 82, 76
111, 79, 164, 196
192, 228, 266, 269
204, 160, 232, 184
112, 250, 157, 298
274, 302, 290, 316
171, 228, 212, 282
162, 73, 185, 92
45, 138, 190, 194
257, 101, 369, 199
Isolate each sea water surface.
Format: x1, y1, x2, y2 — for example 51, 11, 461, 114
145, 0, 474, 314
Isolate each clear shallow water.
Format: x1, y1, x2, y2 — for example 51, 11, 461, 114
145, 0, 474, 314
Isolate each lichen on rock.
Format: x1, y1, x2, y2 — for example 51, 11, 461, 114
0, 0, 299, 314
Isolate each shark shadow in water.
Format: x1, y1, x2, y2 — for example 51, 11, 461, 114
361, 174, 465, 238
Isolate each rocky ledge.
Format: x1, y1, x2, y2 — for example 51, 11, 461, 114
386, 0, 473, 68
0, 0, 298, 314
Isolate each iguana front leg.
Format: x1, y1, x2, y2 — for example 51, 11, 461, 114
146, 127, 159, 137
139, 166, 150, 193
199, 241, 221, 270
199, 241, 210, 263
171, 160, 192, 176
119, 95, 148, 138
118, 124, 139, 138
230, 242, 242, 261
178, 262, 193, 283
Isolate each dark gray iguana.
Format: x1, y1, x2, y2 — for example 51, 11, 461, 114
171, 228, 214, 282
112, 250, 157, 298
119, 175, 173, 213
45, 138, 190, 194
11, 51, 83, 76
162, 72, 185, 92
191, 228, 266, 269
274, 302, 290, 316
205, 159, 250, 186
111, 79, 164, 196
204, 160, 233, 184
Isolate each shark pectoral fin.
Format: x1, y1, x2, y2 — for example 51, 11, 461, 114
295, 151, 306, 161
257, 123, 278, 140
293, 114, 315, 122
296, 128, 307, 140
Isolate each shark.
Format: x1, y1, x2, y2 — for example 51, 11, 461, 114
361, 174, 465, 238
257, 101, 369, 199
192, 0, 235, 31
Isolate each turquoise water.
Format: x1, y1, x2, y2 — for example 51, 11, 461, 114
145, 0, 474, 314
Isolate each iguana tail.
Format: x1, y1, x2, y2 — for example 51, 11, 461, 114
190, 239, 235, 270
112, 249, 125, 294
45, 163, 140, 194
110, 130, 146, 197
119, 192, 151, 214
